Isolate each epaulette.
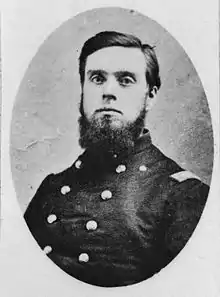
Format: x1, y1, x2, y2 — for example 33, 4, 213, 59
170, 170, 201, 182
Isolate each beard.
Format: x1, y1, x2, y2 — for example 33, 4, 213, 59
78, 97, 146, 155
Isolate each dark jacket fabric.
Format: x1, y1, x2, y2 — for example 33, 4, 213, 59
24, 131, 209, 287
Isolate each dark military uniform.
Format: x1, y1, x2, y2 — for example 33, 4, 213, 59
24, 130, 209, 287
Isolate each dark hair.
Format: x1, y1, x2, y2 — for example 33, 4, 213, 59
79, 31, 161, 91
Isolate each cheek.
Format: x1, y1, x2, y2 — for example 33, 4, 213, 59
118, 89, 146, 116
83, 85, 102, 115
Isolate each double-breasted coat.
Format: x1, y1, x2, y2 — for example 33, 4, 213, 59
24, 130, 209, 287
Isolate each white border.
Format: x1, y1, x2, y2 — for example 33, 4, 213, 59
1, 1, 219, 296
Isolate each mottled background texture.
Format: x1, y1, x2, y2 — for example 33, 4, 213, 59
10, 8, 213, 213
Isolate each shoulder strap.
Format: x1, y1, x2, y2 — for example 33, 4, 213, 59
170, 170, 201, 182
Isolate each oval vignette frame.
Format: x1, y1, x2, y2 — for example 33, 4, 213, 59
8, 5, 215, 294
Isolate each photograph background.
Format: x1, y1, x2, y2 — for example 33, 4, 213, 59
10, 7, 213, 213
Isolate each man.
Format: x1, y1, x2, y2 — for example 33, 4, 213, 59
24, 31, 209, 287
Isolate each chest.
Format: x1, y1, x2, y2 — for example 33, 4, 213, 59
42, 156, 170, 228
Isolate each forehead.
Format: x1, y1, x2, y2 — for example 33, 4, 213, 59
85, 46, 146, 74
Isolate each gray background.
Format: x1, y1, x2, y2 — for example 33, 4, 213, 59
10, 7, 213, 213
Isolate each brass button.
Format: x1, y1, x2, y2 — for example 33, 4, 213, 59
47, 214, 57, 224
86, 220, 98, 231
43, 246, 52, 254
116, 164, 126, 173
61, 185, 71, 195
79, 253, 89, 263
139, 165, 147, 172
101, 190, 112, 200
75, 160, 82, 169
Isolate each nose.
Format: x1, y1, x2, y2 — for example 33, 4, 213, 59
102, 77, 117, 103
102, 93, 116, 102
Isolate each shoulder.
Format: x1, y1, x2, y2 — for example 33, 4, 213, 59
168, 169, 209, 197
24, 159, 80, 214
147, 144, 209, 188
170, 170, 201, 182
35, 156, 83, 190
24, 167, 74, 228
147, 145, 210, 203
164, 169, 210, 229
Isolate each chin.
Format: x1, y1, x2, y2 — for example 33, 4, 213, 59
95, 114, 125, 128
110, 120, 124, 129
106, 117, 125, 129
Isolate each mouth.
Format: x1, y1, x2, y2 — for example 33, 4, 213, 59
95, 108, 122, 115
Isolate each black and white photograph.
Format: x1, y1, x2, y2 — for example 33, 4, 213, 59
1, 1, 219, 296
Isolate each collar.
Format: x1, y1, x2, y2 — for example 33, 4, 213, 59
133, 128, 152, 155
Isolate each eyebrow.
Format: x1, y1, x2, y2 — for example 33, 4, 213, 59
87, 69, 108, 77
87, 69, 137, 81
114, 71, 137, 81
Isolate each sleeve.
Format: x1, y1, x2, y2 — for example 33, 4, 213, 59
164, 174, 210, 260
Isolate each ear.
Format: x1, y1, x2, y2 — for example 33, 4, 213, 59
145, 86, 158, 111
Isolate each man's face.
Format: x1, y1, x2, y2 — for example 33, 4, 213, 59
82, 46, 150, 128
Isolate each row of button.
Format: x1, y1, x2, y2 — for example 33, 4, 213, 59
43, 245, 90, 263
74, 158, 147, 174
61, 187, 113, 201
59, 164, 147, 198
47, 215, 98, 231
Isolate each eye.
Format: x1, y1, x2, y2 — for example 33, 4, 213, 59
90, 74, 105, 85
119, 76, 135, 87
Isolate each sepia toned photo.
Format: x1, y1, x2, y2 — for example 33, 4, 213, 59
10, 7, 213, 288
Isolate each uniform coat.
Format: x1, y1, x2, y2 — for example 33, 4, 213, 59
24, 130, 209, 287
